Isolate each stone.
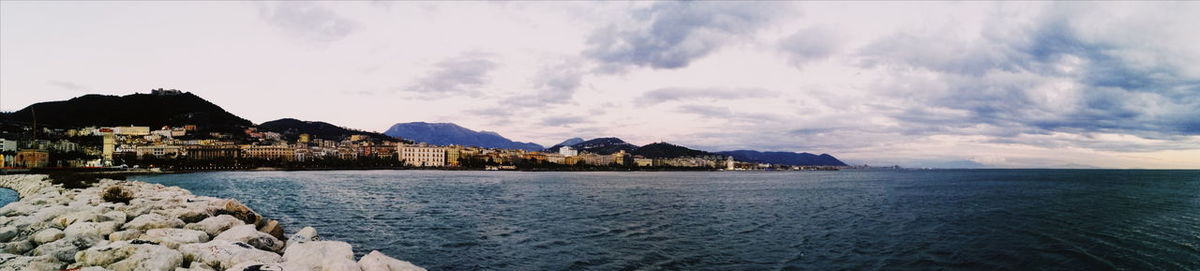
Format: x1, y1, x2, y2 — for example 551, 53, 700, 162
183, 215, 243, 237
141, 228, 209, 249
31, 228, 65, 244
0, 226, 17, 242
258, 220, 284, 240
286, 226, 320, 251
174, 262, 216, 271
0, 253, 64, 271
359, 250, 427, 271
75, 240, 184, 271
225, 262, 285, 271
64, 221, 121, 239
281, 241, 359, 271
108, 230, 143, 241
33, 234, 102, 262
214, 199, 261, 226
100, 211, 128, 223
122, 213, 184, 231
178, 240, 282, 270
213, 225, 284, 253
0, 239, 36, 254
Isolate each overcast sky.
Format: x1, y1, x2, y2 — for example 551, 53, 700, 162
2, 1, 1198, 168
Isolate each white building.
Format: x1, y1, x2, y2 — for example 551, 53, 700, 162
559, 146, 578, 157
399, 144, 446, 167
0, 139, 16, 152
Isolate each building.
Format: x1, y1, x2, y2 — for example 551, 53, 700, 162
242, 145, 296, 161
559, 146, 578, 157
101, 129, 115, 165
15, 149, 49, 168
634, 158, 653, 167
612, 150, 633, 166
184, 145, 240, 160
112, 126, 151, 136
399, 144, 446, 167
0, 138, 16, 152
349, 135, 369, 142
135, 145, 182, 159
298, 134, 311, 144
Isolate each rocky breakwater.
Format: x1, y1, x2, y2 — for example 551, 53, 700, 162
0, 174, 425, 271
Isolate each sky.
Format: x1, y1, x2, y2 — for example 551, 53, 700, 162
1, 1, 1198, 169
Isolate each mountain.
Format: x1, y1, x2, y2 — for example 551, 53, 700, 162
543, 137, 586, 153
383, 122, 543, 151
632, 142, 717, 158
1, 90, 251, 133
716, 150, 847, 166
258, 118, 397, 142
563, 137, 638, 155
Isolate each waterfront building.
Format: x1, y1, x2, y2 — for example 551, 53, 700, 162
242, 145, 297, 161
634, 158, 653, 167
135, 145, 182, 159
183, 145, 241, 160
0, 138, 16, 152
612, 150, 633, 166
15, 149, 49, 168
113, 126, 151, 136
101, 130, 115, 165
544, 153, 566, 164
399, 144, 446, 167
559, 146, 578, 157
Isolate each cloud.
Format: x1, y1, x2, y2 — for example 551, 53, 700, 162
405, 52, 498, 96
541, 116, 586, 127
585, 2, 791, 71
504, 60, 584, 106
258, 2, 359, 42
853, 2, 1200, 152
778, 26, 843, 67
638, 87, 776, 106
47, 80, 85, 91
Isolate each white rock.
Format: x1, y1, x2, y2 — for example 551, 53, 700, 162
64, 221, 121, 239
358, 251, 426, 271
75, 240, 183, 271
174, 262, 216, 271
142, 228, 209, 249
31, 228, 65, 244
213, 225, 283, 253
122, 213, 184, 231
224, 262, 284, 271
0, 239, 36, 254
33, 234, 102, 262
184, 215, 244, 237
281, 241, 359, 271
0, 226, 17, 242
178, 240, 282, 270
0, 253, 64, 271
108, 230, 143, 241
286, 226, 320, 249
100, 211, 128, 223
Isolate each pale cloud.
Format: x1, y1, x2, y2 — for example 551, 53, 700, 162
258, 2, 359, 42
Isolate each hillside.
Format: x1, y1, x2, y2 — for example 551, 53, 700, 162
563, 137, 638, 155
632, 142, 716, 158
258, 118, 399, 142
1, 90, 251, 133
383, 122, 543, 151
716, 150, 847, 166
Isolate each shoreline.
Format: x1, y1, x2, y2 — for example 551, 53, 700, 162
0, 174, 425, 271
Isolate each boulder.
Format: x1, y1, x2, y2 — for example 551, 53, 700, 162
174, 262, 216, 271
225, 262, 284, 271
183, 215, 244, 237
286, 226, 320, 251
100, 211, 128, 223
0, 253, 64, 271
258, 220, 284, 240
31, 228, 65, 244
0, 239, 36, 254
108, 230, 143, 241
0, 226, 17, 242
122, 214, 184, 231
141, 228, 209, 249
359, 251, 426, 271
74, 240, 184, 271
281, 241, 359, 271
214, 199, 261, 226
33, 234, 102, 262
64, 221, 121, 239
178, 240, 281, 270
213, 225, 283, 253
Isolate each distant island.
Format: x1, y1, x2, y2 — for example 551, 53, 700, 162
0, 89, 846, 172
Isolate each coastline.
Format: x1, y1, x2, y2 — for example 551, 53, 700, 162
0, 174, 425, 271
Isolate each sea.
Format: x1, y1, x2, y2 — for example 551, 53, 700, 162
29, 170, 1200, 270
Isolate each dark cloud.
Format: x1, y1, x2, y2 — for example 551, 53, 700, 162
855, 3, 1200, 150
779, 26, 843, 67
259, 2, 359, 42
585, 2, 791, 71
504, 61, 584, 106
639, 87, 776, 106
406, 52, 498, 96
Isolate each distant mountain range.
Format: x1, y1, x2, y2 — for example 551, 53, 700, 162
383, 122, 544, 151
0, 90, 251, 133
715, 150, 847, 166
259, 118, 398, 142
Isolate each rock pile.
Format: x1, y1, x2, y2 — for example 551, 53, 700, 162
0, 175, 425, 271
